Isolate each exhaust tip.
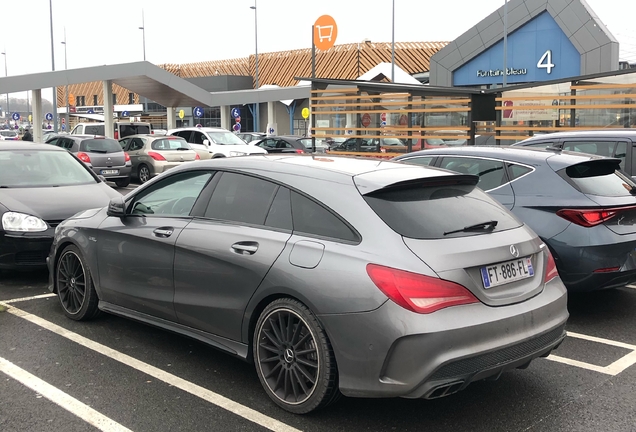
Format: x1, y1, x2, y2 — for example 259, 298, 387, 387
426, 381, 465, 399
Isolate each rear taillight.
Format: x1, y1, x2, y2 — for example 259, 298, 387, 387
77, 152, 91, 163
295, 149, 305, 154
114, 130, 119, 139
556, 208, 620, 227
195, 153, 200, 160
147, 151, 166, 161
366, 264, 479, 314
124, 152, 130, 162
544, 249, 559, 283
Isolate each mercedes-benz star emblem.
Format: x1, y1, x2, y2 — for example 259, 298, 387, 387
510, 244, 519, 258
283, 348, 294, 363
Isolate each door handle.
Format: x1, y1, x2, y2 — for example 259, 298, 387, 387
153, 227, 174, 238
231, 242, 259, 255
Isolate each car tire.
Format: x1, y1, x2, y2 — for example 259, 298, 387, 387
138, 164, 151, 183
212, 154, 226, 159
115, 178, 130, 188
55, 245, 100, 321
253, 298, 340, 414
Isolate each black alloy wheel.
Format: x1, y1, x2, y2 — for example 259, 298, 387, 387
254, 298, 340, 414
56, 245, 100, 321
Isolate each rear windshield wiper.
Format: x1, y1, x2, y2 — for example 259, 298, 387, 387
88, 149, 108, 153
175, 147, 191, 151
444, 220, 498, 236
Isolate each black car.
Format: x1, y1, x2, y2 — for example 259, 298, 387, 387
512, 130, 636, 179
252, 135, 311, 154
394, 146, 636, 292
0, 142, 120, 270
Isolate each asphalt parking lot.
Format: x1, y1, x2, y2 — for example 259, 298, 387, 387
3, 184, 636, 431
3, 275, 636, 431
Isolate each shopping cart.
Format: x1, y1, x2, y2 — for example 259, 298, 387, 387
316, 25, 334, 43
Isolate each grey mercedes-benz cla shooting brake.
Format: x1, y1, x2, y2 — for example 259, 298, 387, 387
47, 155, 568, 413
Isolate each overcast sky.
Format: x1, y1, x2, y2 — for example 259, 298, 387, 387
2, 0, 635, 102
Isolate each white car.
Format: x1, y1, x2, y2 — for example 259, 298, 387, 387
168, 127, 268, 158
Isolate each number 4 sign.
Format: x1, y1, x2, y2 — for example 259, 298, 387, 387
537, 50, 555, 74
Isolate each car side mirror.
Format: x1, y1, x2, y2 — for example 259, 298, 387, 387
203, 139, 210, 146
107, 196, 126, 218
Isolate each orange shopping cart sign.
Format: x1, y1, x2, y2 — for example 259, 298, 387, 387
314, 15, 338, 51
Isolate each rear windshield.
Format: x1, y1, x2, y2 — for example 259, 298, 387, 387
364, 183, 522, 239
151, 138, 191, 150
84, 125, 104, 135
561, 160, 636, 197
79, 139, 122, 153
0, 150, 96, 187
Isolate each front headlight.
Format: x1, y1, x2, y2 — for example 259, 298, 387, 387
229, 151, 247, 157
2, 212, 48, 232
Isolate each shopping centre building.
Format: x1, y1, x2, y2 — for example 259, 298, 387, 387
2, 0, 635, 147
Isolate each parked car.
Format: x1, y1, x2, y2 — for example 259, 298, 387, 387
48, 155, 567, 413
394, 146, 636, 292
0, 130, 19, 141
513, 130, 636, 178
0, 142, 120, 269
252, 135, 327, 153
332, 137, 408, 153
70, 121, 152, 139
237, 132, 266, 143
44, 134, 133, 187
168, 127, 267, 158
119, 134, 199, 184
151, 129, 168, 136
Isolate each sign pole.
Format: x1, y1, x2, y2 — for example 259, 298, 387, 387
311, 25, 316, 79
503, 0, 508, 87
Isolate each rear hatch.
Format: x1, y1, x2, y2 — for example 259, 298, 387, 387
151, 137, 197, 162
552, 158, 636, 235
80, 138, 126, 168
357, 171, 546, 306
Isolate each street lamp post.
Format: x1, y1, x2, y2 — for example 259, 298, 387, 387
503, 0, 509, 87
139, 10, 146, 61
250, 1, 260, 132
1, 49, 8, 121
61, 27, 69, 130
49, 0, 58, 132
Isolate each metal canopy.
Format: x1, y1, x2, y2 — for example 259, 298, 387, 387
0, 61, 215, 108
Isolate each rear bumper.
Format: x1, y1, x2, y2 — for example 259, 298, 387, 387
0, 230, 54, 270
549, 225, 636, 291
319, 278, 568, 399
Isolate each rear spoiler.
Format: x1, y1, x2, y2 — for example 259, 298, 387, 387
354, 168, 478, 196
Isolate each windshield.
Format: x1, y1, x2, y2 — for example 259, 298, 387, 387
0, 131, 17, 137
561, 160, 636, 197
207, 131, 247, 145
151, 138, 191, 150
0, 150, 96, 188
79, 139, 122, 154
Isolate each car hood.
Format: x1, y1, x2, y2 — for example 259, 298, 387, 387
0, 183, 119, 221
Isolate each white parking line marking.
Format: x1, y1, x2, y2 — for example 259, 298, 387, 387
545, 331, 636, 376
4, 304, 301, 432
3, 293, 57, 304
0, 356, 133, 432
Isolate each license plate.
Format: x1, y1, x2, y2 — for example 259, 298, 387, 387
101, 169, 118, 175
481, 256, 534, 289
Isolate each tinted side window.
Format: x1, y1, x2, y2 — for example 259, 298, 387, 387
130, 171, 212, 217
562, 141, 616, 157
192, 132, 206, 145
291, 192, 358, 242
265, 187, 293, 231
401, 156, 434, 166
439, 157, 507, 191
614, 142, 627, 171
205, 172, 278, 225
46, 137, 60, 146
525, 141, 554, 149
507, 163, 533, 180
